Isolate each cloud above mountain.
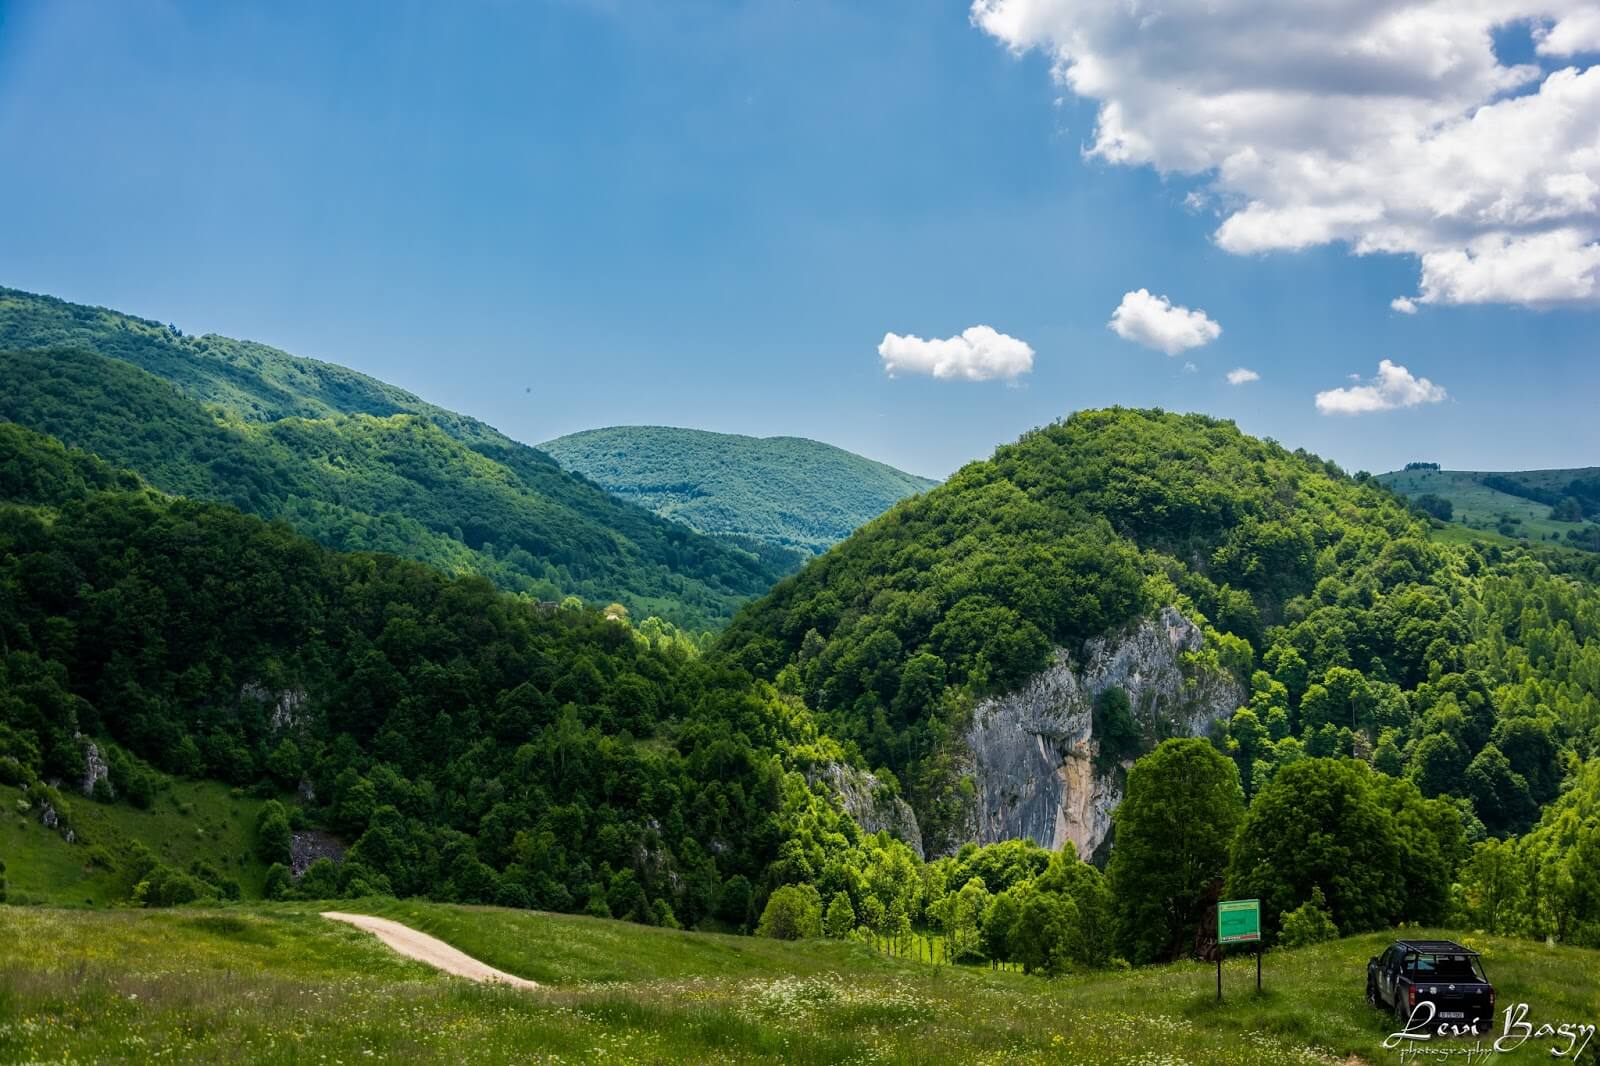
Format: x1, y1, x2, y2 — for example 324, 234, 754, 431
1108, 289, 1222, 355
1315, 359, 1447, 415
878, 325, 1035, 381
973, 1, 1600, 309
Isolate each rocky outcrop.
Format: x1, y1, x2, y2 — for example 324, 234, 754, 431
290, 830, 346, 877
79, 738, 112, 799
952, 606, 1244, 861
38, 799, 75, 844
807, 762, 925, 859
242, 683, 310, 732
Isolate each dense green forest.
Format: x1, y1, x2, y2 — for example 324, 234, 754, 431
724, 409, 1600, 854
0, 288, 791, 628
9, 402, 1600, 974
0, 421, 808, 919
542, 425, 937, 555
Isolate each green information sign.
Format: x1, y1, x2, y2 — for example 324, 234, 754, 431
1217, 899, 1261, 944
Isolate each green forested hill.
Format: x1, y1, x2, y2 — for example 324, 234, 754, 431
1380, 464, 1600, 551
724, 409, 1600, 853
9, 410, 1600, 974
0, 420, 809, 918
542, 425, 938, 555
0, 288, 789, 628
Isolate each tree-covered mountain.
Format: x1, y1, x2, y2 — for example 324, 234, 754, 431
0, 287, 789, 628
0, 420, 814, 920
541, 426, 938, 556
9, 408, 1600, 962
723, 409, 1600, 857
1380, 464, 1600, 551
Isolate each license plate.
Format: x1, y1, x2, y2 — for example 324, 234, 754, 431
1440, 1012, 1465, 1019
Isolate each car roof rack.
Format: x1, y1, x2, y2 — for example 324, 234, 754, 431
1396, 939, 1478, 954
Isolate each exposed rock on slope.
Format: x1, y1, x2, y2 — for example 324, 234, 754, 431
79, 738, 111, 799
807, 762, 926, 859
954, 607, 1243, 861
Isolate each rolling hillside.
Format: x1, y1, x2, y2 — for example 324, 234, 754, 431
1380, 465, 1600, 550
542, 425, 938, 555
0, 287, 788, 628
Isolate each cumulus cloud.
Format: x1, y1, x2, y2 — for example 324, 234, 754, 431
878, 325, 1034, 382
1391, 297, 1419, 314
1226, 367, 1260, 385
1108, 289, 1222, 355
972, 1, 1600, 308
1314, 360, 1447, 415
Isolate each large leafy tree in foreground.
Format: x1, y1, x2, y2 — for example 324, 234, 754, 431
1226, 758, 1462, 938
1108, 738, 1244, 964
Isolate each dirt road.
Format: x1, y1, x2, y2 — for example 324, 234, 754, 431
321, 911, 538, 989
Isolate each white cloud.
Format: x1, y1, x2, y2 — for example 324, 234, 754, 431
1314, 359, 1447, 415
878, 325, 1035, 382
1183, 361, 1198, 373
1391, 296, 1419, 314
972, 1, 1600, 309
1226, 367, 1260, 384
1538, 9, 1600, 55
1108, 289, 1222, 355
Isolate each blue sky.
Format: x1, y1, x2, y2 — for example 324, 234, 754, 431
1, 0, 1596, 480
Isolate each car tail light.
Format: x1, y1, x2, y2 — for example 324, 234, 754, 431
1490, 989, 1496, 1011
1409, 986, 1417, 1009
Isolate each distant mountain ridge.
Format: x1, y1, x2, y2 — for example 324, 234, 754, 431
542, 425, 938, 556
0, 286, 789, 628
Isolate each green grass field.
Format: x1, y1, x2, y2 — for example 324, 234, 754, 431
0, 779, 270, 907
2, 899, 1596, 1063
1380, 469, 1597, 544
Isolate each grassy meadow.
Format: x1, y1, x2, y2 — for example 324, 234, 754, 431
2, 900, 1597, 1064
1380, 468, 1595, 544
0, 780, 270, 907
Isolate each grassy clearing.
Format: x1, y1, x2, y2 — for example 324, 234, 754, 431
1381, 469, 1597, 544
0, 778, 269, 906
2, 900, 1597, 1063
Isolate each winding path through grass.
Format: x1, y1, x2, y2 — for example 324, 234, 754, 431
321, 911, 539, 989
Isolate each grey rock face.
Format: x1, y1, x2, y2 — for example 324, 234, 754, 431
807, 762, 925, 859
290, 830, 346, 877
80, 739, 112, 799
242, 683, 310, 732
953, 606, 1244, 860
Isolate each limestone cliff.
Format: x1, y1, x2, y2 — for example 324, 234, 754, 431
945, 606, 1244, 861
806, 762, 925, 859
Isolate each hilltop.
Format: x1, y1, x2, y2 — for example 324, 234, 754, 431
725, 409, 1600, 860
0, 287, 789, 628
542, 425, 937, 556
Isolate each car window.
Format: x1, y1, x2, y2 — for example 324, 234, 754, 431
1424, 955, 1480, 979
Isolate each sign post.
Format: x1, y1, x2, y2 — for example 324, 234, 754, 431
1215, 898, 1261, 1001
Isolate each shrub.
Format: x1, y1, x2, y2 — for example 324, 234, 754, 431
824, 891, 856, 939
1279, 886, 1339, 948
254, 801, 292, 866
756, 884, 823, 940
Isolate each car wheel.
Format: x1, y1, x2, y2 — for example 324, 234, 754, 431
1395, 996, 1410, 1026
1367, 978, 1378, 1008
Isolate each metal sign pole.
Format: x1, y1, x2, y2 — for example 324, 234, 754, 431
1216, 947, 1222, 1002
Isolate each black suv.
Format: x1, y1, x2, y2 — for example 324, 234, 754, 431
1367, 939, 1496, 1029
